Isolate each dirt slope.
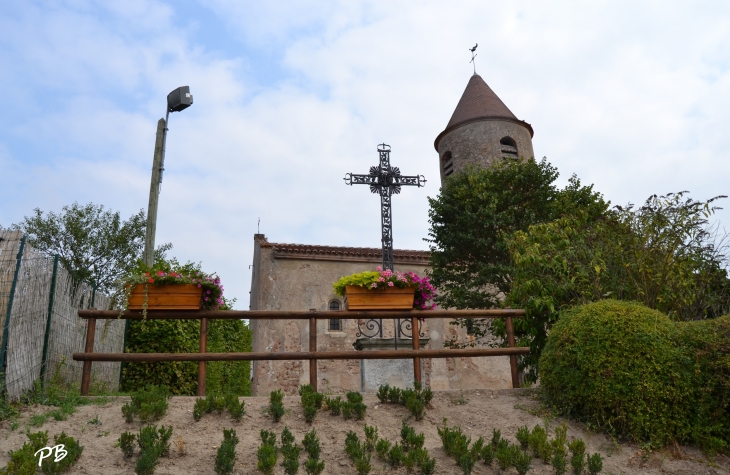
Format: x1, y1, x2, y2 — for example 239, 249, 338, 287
1, 389, 728, 474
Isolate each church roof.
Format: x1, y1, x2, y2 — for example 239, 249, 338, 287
256, 236, 430, 265
434, 74, 533, 150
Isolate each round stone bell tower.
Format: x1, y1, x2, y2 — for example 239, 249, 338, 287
434, 74, 534, 185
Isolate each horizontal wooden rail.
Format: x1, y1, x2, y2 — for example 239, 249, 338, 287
73, 347, 529, 362
76, 308, 528, 395
77, 309, 526, 320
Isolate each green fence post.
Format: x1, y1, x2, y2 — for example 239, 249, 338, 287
40, 255, 59, 387
0, 236, 26, 374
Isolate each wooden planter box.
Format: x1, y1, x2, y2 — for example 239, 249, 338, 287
127, 283, 203, 311
344, 285, 415, 311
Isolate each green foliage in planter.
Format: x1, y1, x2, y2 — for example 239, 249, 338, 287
540, 300, 697, 448
121, 305, 252, 396
120, 385, 170, 423
214, 429, 239, 475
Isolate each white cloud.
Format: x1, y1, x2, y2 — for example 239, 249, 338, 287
1, 1, 729, 308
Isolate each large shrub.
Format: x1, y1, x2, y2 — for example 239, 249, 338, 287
540, 300, 695, 447
122, 318, 252, 396
676, 315, 730, 452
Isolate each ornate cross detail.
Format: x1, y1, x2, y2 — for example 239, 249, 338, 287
344, 144, 426, 271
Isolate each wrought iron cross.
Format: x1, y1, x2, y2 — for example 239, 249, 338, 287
344, 144, 426, 271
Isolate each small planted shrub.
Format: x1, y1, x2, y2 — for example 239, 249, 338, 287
480, 444, 494, 466
401, 421, 425, 452
324, 396, 342, 416
569, 438, 587, 475
215, 428, 239, 475
257, 429, 278, 475
4, 431, 83, 475
268, 389, 285, 423
529, 424, 548, 458
376, 384, 389, 403
495, 442, 512, 472
490, 428, 501, 448
516, 425, 530, 449
193, 397, 208, 421
122, 385, 171, 423
375, 438, 391, 459
281, 427, 301, 475
341, 402, 353, 420
302, 428, 324, 475
387, 386, 402, 403
386, 443, 405, 468
513, 448, 533, 475
300, 385, 324, 423
225, 394, 246, 421
134, 424, 173, 475
120, 431, 136, 457
587, 453, 603, 474
363, 424, 378, 453
552, 451, 568, 475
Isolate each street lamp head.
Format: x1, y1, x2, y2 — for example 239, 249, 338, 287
167, 86, 193, 113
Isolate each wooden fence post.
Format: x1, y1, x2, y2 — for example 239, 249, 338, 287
198, 317, 208, 396
411, 315, 421, 385
80, 318, 96, 396
309, 310, 317, 391
505, 316, 520, 389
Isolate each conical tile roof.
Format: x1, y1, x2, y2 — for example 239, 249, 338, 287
435, 74, 533, 150
446, 74, 517, 128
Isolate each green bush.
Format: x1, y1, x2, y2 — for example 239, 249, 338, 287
540, 300, 695, 447
1, 431, 81, 475
122, 317, 252, 396
214, 429, 239, 475
122, 385, 171, 423
268, 390, 285, 422
119, 431, 136, 457
587, 453, 603, 474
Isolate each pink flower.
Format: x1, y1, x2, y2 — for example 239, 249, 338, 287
376, 266, 382, 271
370, 283, 377, 289
157, 271, 165, 276
378, 277, 385, 282
197, 284, 202, 288
388, 282, 394, 287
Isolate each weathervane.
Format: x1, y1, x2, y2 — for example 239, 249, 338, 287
469, 43, 478, 74
344, 144, 426, 271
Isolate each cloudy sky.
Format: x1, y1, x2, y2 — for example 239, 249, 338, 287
1, 1, 728, 308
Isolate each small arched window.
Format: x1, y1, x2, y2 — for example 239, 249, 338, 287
442, 151, 454, 177
500, 137, 518, 160
328, 300, 342, 331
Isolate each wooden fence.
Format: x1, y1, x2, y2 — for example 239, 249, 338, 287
73, 309, 530, 396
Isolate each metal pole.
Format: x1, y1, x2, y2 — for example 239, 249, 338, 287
40, 255, 59, 387
0, 236, 25, 373
142, 118, 167, 267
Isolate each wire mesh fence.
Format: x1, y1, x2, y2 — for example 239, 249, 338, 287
0, 230, 125, 400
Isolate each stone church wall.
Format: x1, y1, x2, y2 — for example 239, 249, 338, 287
249, 234, 513, 395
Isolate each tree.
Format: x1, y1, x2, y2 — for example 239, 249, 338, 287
11, 202, 171, 293
426, 157, 608, 311
506, 192, 730, 381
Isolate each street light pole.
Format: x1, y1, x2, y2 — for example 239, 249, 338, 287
142, 86, 193, 267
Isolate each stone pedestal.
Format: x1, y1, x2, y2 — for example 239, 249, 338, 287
354, 338, 429, 392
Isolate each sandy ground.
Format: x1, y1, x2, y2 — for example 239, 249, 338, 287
1, 389, 728, 475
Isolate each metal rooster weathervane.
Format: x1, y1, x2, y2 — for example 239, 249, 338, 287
344, 144, 426, 272
470, 43, 478, 74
